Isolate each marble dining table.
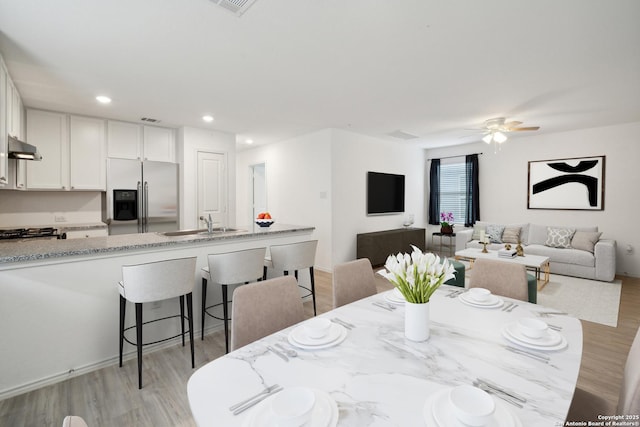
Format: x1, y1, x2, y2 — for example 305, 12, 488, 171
187, 284, 583, 426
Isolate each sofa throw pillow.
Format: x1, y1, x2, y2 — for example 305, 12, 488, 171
571, 231, 602, 253
502, 226, 522, 244
486, 224, 505, 243
545, 227, 576, 249
471, 224, 486, 241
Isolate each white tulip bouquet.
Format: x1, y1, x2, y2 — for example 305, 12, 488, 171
378, 245, 456, 304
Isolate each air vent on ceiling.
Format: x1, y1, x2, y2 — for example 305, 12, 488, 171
209, 0, 258, 16
140, 117, 161, 123
388, 130, 419, 140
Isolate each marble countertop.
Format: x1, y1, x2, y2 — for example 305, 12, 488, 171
0, 223, 314, 265
188, 286, 583, 426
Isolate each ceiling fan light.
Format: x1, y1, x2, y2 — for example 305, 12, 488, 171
482, 134, 493, 144
494, 131, 507, 143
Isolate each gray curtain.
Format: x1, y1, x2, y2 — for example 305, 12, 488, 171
428, 159, 440, 225
465, 154, 480, 227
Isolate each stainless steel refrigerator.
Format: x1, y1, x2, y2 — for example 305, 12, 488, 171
105, 158, 179, 235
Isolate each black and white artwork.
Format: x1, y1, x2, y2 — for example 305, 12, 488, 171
527, 156, 605, 210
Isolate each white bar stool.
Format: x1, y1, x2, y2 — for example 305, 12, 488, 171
118, 256, 197, 389
201, 247, 266, 353
264, 240, 318, 315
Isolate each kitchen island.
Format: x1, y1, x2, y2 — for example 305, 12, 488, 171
0, 224, 315, 400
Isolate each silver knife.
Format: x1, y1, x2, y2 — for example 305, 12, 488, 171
232, 386, 283, 415
502, 302, 514, 312
266, 345, 289, 362
476, 378, 527, 403
505, 346, 550, 363
331, 317, 354, 329
372, 301, 393, 311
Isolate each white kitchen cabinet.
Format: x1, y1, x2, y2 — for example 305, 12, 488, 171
26, 110, 106, 191
143, 125, 174, 162
26, 109, 69, 190
63, 229, 108, 239
0, 63, 7, 186
107, 121, 175, 162
69, 115, 106, 190
107, 120, 142, 159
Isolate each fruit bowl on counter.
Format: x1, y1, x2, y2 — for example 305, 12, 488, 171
255, 212, 274, 228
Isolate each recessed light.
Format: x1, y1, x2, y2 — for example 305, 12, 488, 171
246, 139, 253, 144
202, 115, 214, 122
96, 95, 111, 104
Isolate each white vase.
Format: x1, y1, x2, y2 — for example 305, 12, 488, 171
405, 301, 430, 342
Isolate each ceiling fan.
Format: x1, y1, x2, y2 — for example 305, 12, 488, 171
478, 117, 540, 149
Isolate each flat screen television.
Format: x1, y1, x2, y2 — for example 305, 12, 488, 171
367, 171, 405, 215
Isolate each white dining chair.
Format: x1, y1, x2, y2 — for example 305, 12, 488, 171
264, 240, 318, 315
566, 324, 640, 420
202, 248, 266, 353
469, 258, 529, 301
332, 258, 378, 308
118, 256, 197, 389
231, 275, 305, 351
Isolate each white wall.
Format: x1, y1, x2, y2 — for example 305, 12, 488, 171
330, 129, 426, 266
0, 191, 103, 226
235, 128, 428, 270
236, 129, 333, 271
425, 121, 640, 277
177, 126, 236, 230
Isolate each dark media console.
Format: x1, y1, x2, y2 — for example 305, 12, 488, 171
356, 228, 426, 267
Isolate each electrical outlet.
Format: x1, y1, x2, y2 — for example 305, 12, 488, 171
54, 215, 67, 222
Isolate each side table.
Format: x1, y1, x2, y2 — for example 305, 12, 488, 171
432, 232, 456, 257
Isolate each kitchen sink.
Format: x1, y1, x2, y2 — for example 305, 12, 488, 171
160, 228, 245, 237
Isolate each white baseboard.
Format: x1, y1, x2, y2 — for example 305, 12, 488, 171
0, 324, 223, 401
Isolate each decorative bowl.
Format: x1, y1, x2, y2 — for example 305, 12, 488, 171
255, 219, 274, 228
448, 385, 495, 426
304, 317, 332, 339
468, 287, 492, 302
517, 317, 548, 339
270, 387, 315, 427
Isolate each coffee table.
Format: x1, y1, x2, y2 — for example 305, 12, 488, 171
455, 248, 551, 290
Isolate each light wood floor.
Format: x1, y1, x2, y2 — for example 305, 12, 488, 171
1, 271, 638, 426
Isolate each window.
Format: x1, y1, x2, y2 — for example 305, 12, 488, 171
439, 159, 466, 224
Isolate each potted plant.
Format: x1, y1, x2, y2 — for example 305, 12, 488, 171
440, 212, 454, 234
378, 246, 456, 341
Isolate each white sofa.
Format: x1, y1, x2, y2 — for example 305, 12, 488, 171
455, 221, 616, 282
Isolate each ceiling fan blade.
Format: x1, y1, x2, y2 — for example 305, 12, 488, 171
511, 126, 540, 131
503, 121, 522, 129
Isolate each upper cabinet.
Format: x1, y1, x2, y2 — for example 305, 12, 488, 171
26, 110, 69, 190
107, 121, 175, 162
0, 63, 7, 186
69, 115, 106, 190
0, 55, 24, 188
26, 109, 106, 191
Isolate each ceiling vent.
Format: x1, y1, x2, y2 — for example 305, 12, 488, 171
387, 130, 419, 140
140, 117, 161, 123
209, 0, 258, 16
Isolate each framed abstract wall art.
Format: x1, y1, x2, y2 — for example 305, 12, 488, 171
527, 155, 605, 210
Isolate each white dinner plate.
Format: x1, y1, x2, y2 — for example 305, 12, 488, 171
385, 288, 406, 305
288, 324, 347, 350
501, 326, 568, 351
423, 388, 522, 427
504, 323, 563, 347
458, 292, 504, 309
242, 388, 338, 427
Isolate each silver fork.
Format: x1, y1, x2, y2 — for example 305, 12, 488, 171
502, 302, 514, 312
331, 317, 355, 329
372, 301, 395, 311
275, 343, 298, 358
506, 304, 518, 312
229, 384, 281, 411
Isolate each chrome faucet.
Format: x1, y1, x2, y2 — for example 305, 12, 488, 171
199, 214, 213, 234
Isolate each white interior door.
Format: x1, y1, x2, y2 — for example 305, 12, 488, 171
197, 151, 226, 229
251, 163, 266, 221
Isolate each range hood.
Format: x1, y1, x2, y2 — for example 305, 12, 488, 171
8, 135, 42, 161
